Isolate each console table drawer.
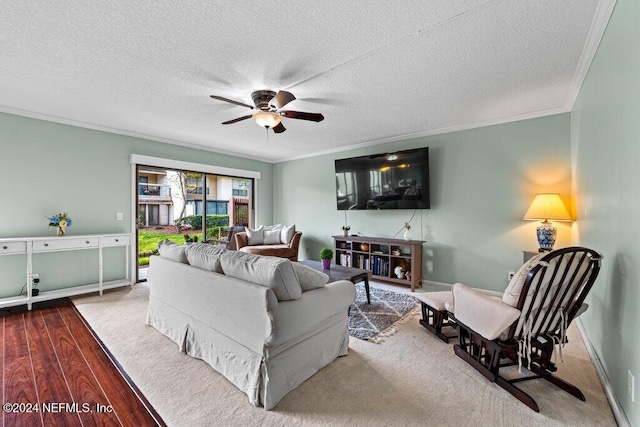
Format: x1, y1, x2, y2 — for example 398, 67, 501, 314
101, 235, 131, 247
0, 241, 27, 255
33, 237, 99, 252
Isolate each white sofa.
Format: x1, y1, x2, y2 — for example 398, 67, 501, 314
146, 243, 355, 410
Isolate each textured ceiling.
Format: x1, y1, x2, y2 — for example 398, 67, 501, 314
0, 1, 615, 162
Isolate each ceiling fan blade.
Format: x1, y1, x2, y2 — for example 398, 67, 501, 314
272, 122, 286, 133
280, 110, 324, 122
210, 95, 254, 110
221, 115, 252, 125
270, 90, 296, 109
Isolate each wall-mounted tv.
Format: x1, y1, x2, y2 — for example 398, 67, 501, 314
335, 147, 430, 210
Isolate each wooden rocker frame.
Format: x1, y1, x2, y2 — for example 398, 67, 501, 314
451, 247, 602, 412
419, 301, 457, 343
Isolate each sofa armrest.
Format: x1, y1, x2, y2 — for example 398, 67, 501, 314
451, 283, 520, 340
265, 280, 355, 351
287, 232, 302, 261
288, 232, 302, 249
235, 231, 249, 249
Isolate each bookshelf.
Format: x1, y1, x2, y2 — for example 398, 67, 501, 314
332, 235, 424, 291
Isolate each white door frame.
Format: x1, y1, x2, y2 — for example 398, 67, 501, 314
130, 154, 261, 280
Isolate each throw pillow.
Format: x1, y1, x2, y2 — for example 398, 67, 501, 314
291, 262, 329, 292
280, 224, 296, 244
220, 251, 302, 301
264, 224, 283, 245
157, 240, 189, 264
186, 243, 226, 273
502, 252, 548, 307
245, 226, 264, 245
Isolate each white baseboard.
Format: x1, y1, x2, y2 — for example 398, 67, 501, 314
422, 279, 452, 289
576, 319, 630, 427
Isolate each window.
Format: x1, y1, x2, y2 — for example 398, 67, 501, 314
232, 179, 250, 197
188, 200, 228, 215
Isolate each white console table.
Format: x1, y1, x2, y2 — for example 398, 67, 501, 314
0, 233, 133, 310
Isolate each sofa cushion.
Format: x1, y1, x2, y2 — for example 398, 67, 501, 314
502, 252, 547, 307
157, 240, 188, 264
186, 243, 226, 273
239, 245, 296, 259
245, 226, 264, 245
264, 224, 283, 245
220, 251, 302, 301
280, 224, 296, 244
292, 262, 329, 292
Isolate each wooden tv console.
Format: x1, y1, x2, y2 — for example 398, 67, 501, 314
332, 235, 424, 291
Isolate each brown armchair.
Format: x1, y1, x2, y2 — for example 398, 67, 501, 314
235, 231, 302, 261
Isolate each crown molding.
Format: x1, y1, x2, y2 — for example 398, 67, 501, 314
0, 105, 274, 164
565, 0, 618, 110
276, 105, 570, 163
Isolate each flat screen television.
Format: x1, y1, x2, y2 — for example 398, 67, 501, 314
335, 147, 430, 210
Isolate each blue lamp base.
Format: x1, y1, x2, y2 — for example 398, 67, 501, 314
536, 221, 557, 252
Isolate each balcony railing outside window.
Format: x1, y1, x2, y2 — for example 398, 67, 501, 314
138, 183, 171, 198
232, 189, 248, 196
187, 187, 210, 195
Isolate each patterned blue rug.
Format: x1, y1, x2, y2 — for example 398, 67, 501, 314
349, 285, 419, 342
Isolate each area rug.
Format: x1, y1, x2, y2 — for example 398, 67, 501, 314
349, 285, 419, 342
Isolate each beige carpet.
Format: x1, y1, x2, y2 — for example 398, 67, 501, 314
72, 284, 615, 427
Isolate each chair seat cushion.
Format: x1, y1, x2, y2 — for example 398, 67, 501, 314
240, 245, 296, 259
452, 283, 521, 340
414, 291, 452, 311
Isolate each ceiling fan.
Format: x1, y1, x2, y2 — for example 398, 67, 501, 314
209, 90, 324, 134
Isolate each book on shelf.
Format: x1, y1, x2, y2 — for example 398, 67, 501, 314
340, 253, 352, 267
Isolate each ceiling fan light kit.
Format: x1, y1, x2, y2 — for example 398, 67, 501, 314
252, 110, 281, 129
210, 90, 324, 134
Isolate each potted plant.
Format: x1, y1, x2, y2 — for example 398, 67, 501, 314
341, 225, 350, 237
320, 248, 333, 270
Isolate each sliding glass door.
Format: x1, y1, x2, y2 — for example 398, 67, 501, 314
135, 165, 254, 282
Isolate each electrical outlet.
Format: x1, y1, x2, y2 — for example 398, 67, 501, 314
629, 370, 635, 402
507, 271, 516, 280
116, 212, 124, 221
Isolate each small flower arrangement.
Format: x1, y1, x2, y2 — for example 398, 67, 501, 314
48, 212, 72, 236
404, 222, 411, 230
341, 225, 351, 231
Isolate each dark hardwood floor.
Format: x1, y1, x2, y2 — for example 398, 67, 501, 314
1, 299, 164, 426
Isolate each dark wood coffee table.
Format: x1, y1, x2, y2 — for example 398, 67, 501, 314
299, 260, 371, 304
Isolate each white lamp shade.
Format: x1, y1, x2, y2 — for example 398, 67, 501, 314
523, 194, 572, 221
253, 111, 281, 128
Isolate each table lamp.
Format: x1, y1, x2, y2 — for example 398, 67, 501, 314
523, 193, 572, 251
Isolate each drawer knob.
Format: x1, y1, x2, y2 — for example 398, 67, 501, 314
115, 239, 119, 242
86, 241, 90, 244
2, 246, 7, 250
44, 243, 49, 247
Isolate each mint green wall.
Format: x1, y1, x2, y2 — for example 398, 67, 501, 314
572, 0, 638, 423
274, 114, 572, 291
0, 112, 272, 296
